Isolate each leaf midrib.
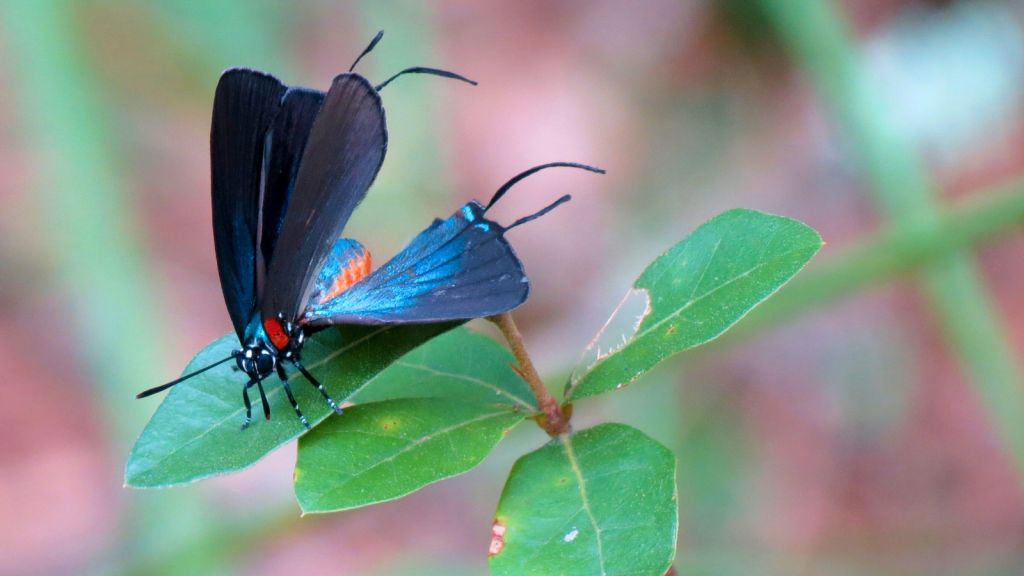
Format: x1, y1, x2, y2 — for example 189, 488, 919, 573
633, 229, 791, 341
568, 241, 814, 398
392, 360, 536, 410
562, 434, 606, 576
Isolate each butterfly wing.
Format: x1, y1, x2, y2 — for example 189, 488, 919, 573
302, 201, 529, 326
210, 68, 287, 339
258, 87, 326, 290
261, 73, 387, 322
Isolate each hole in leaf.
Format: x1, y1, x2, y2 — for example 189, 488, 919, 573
572, 288, 651, 383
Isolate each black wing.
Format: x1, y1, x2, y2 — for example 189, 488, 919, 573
258, 87, 326, 292
210, 68, 287, 339
261, 73, 387, 322
301, 201, 529, 326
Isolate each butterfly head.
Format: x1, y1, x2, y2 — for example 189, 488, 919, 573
236, 342, 276, 379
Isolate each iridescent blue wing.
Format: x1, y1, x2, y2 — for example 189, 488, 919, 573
301, 201, 529, 326
258, 87, 325, 288
261, 73, 387, 323
210, 68, 287, 339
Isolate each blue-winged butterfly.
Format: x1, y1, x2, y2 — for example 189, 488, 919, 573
136, 32, 604, 429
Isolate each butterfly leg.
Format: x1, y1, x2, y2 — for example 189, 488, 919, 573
240, 380, 255, 430
293, 359, 343, 415
276, 364, 310, 429
256, 378, 271, 421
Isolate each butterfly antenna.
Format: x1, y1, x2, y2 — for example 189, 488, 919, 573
350, 30, 385, 72
486, 162, 605, 211
375, 67, 477, 91
136, 352, 240, 398
505, 194, 572, 230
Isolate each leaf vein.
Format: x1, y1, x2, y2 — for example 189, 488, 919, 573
392, 360, 535, 409
635, 244, 813, 341
563, 435, 607, 576
306, 409, 513, 507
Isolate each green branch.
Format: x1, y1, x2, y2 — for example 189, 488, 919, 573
733, 180, 1024, 335
756, 0, 1024, 478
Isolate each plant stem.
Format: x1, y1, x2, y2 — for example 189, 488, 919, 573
664, 566, 679, 576
488, 313, 570, 436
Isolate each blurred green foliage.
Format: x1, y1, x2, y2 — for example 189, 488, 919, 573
757, 0, 1024, 478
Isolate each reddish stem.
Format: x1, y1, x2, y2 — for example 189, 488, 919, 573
487, 313, 570, 436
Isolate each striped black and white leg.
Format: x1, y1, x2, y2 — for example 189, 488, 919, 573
240, 380, 255, 430
276, 364, 310, 429
293, 359, 343, 415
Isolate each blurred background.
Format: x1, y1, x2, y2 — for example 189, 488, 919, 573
3, 0, 1024, 574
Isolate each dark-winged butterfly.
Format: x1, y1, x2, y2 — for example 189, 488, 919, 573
137, 31, 604, 429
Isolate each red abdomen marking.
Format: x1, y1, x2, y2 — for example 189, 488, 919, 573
263, 317, 290, 350
321, 251, 372, 302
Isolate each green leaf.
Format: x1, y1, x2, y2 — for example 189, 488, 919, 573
125, 323, 458, 488
295, 398, 525, 513
567, 209, 822, 401
351, 328, 537, 410
489, 423, 678, 576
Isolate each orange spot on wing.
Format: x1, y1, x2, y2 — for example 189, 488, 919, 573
321, 251, 372, 302
263, 318, 290, 350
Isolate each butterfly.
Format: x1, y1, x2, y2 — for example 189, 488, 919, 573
136, 32, 604, 429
